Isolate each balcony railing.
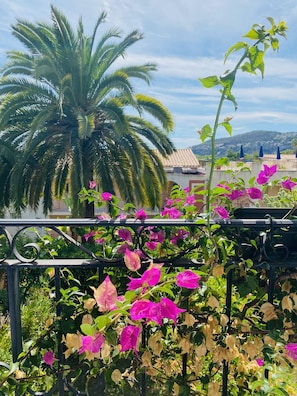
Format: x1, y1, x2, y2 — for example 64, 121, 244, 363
0, 217, 296, 395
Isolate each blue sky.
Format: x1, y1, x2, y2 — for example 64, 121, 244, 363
0, 0, 297, 148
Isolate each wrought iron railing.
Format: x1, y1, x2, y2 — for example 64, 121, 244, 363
0, 217, 296, 395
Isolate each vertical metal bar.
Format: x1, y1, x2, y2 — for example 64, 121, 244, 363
54, 268, 65, 396
141, 324, 146, 396
6, 266, 22, 362
265, 265, 276, 380
222, 265, 233, 396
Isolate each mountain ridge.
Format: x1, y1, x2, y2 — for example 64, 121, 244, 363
191, 130, 297, 157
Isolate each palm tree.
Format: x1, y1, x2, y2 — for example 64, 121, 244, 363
0, 5, 175, 217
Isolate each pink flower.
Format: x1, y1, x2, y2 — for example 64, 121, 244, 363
127, 267, 161, 290
120, 325, 141, 354
248, 187, 263, 200
185, 195, 195, 205
89, 180, 96, 189
256, 172, 269, 185
145, 241, 158, 250
170, 229, 190, 245
101, 192, 113, 201
84, 230, 95, 241
118, 228, 133, 243
124, 249, 141, 271
130, 300, 155, 321
94, 237, 106, 244
79, 333, 104, 354
214, 206, 229, 220
228, 189, 246, 201
256, 358, 264, 366
165, 198, 175, 206
150, 229, 166, 243
161, 207, 182, 219
157, 297, 186, 325
256, 164, 277, 185
281, 177, 297, 191
176, 270, 201, 289
263, 164, 277, 177
285, 343, 297, 360
135, 208, 147, 220
43, 350, 56, 368
91, 275, 118, 312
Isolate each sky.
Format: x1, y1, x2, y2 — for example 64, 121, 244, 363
0, 0, 297, 148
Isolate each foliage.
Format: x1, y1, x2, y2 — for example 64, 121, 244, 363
0, 5, 175, 217
1, 16, 297, 396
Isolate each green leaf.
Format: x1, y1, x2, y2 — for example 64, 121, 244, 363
243, 26, 260, 40
198, 124, 212, 143
95, 315, 110, 331
224, 41, 248, 62
220, 121, 232, 136
198, 75, 220, 88
80, 323, 95, 336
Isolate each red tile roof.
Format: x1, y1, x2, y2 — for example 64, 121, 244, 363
157, 148, 201, 168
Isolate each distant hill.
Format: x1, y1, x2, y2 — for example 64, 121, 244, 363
191, 130, 297, 157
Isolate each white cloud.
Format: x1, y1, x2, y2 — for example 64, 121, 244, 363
0, 0, 296, 148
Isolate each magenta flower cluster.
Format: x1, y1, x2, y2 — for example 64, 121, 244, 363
75, 267, 201, 356
214, 164, 297, 219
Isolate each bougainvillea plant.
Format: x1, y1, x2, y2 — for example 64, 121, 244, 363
1, 16, 297, 396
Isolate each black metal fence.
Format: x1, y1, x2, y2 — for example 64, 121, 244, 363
0, 217, 296, 395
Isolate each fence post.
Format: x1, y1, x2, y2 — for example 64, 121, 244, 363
6, 265, 22, 363
222, 264, 233, 396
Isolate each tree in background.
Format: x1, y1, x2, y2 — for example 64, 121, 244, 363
0, 5, 175, 217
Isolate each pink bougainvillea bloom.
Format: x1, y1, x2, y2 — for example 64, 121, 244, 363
228, 189, 246, 201
161, 207, 182, 219
256, 171, 269, 185
185, 195, 195, 205
184, 187, 190, 193
256, 164, 277, 185
124, 249, 141, 271
127, 277, 144, 290
285, 343, 297, 360
142, 267, 161, 286
127, 267, 161, 291
94, 237, 106, 245
135, 208, 147, 220
165, 198, 175, 207
214, 206, 229, 220
170, 229, 190, 245
263, 164, 277, 177
89, 180, 96, 189
158, 297, 186, 325
130, 300, 155, 321
79, 333, 104, 355
101, 192, 113, 201
176, 270, 201, 289
43, 350, 56, 368
256, 358, 264, 366
145, 241, 158, 250
97, 213, 111, 220
117, 213, 127, 220
281, 177, 297, 191
248, 187, 263, 200
149, 229, 166, 244
120, 325, 141, 354
84, 230, 95, 242
91, 275, 118, 312
118, 228, 133, 243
